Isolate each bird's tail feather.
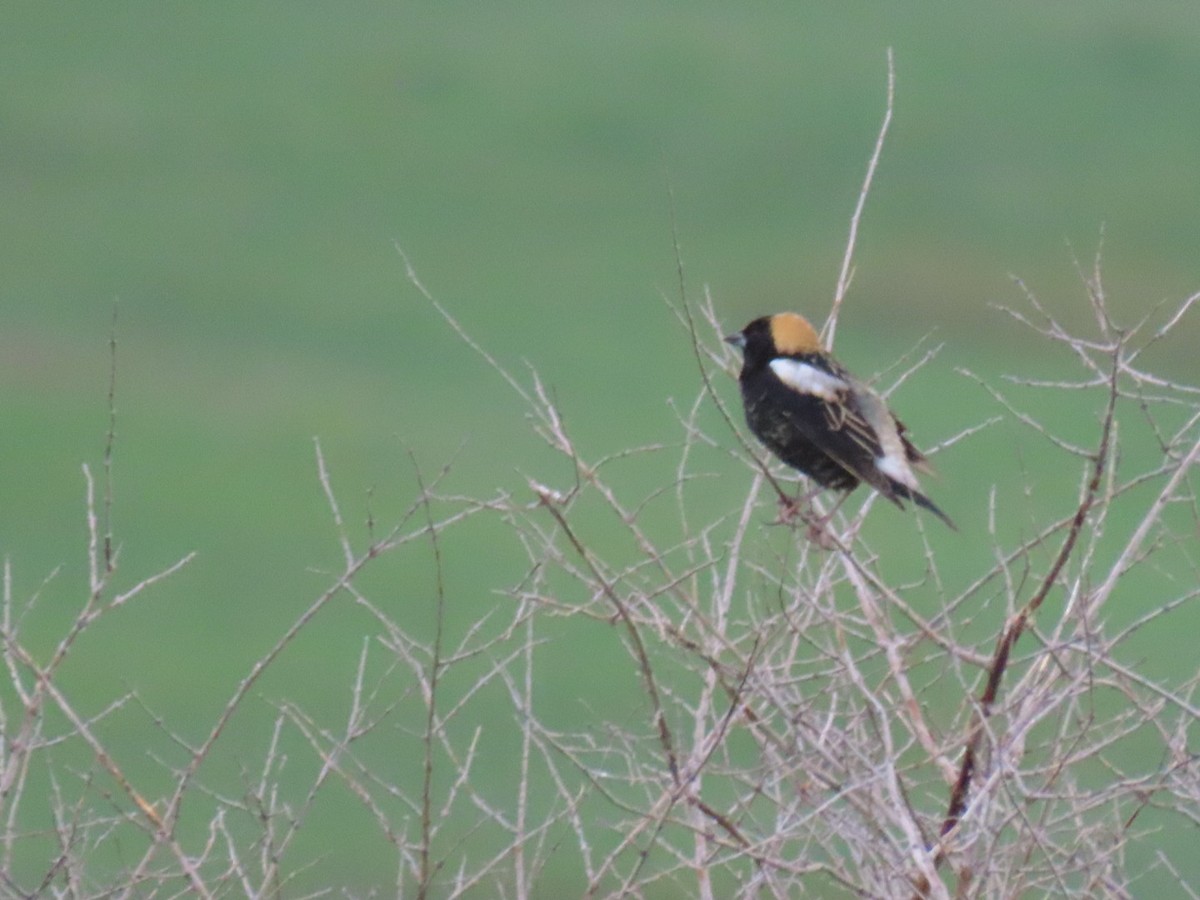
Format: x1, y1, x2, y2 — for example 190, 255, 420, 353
891, 484, 957, 530
911, 491, 956, 530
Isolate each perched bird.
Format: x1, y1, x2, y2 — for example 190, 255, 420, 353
725, 312, 955, 529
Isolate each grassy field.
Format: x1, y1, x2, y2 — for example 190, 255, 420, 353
3, 2, 1199, 893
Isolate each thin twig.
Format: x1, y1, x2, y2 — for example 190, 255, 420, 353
825, 46, 895, 348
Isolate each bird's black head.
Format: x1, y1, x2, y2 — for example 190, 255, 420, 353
725, 313, 822, 369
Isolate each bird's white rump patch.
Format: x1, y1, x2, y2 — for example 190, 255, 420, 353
875, 451, 919, 490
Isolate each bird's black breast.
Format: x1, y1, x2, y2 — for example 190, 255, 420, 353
739, 367, 860, 491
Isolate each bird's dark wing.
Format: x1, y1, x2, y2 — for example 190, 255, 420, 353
774, 384, 887, 488
764, 356, 955, 527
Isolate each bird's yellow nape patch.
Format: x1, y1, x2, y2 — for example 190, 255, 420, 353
769, 313, 822, 355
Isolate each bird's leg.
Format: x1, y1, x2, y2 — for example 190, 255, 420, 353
803, 491, 851, 548
773, 482, 824, 526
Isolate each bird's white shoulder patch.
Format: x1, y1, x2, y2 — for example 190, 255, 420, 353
769, 358, 848, 400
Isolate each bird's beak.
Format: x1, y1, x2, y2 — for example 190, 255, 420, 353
724, 332, 745, 349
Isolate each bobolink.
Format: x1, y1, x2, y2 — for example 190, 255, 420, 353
725, 312, 954, 529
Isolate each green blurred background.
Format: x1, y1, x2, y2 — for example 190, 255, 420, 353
3, 1, 1199, 893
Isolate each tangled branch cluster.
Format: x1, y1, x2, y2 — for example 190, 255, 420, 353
4, 259, 1196, 898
